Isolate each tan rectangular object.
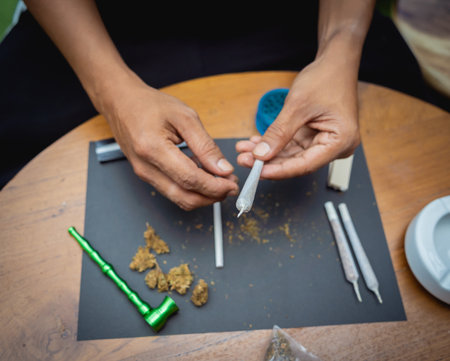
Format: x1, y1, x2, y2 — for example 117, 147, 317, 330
327, 155, 354, 191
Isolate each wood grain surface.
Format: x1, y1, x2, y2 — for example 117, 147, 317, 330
1, 71, 449, 361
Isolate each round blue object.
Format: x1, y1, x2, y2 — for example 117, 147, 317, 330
255, 88, 289, 135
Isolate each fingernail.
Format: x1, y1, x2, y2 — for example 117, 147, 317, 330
217, 158, 233, 172
253, 142, 270, 157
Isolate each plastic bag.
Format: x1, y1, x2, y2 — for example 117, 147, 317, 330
263, 325, 321, 361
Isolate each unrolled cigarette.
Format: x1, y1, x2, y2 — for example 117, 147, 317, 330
213, 202, 224, 268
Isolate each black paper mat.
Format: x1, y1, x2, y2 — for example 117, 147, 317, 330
77, 138, 406, 340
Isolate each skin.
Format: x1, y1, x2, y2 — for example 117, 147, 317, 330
24, 0, 375, 208
236, 0, 376, 179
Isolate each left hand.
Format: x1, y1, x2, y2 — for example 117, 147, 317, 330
236, 53, 361, 180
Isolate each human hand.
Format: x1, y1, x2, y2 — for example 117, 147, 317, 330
100, 73, 239, 210
236, 54, 360, 180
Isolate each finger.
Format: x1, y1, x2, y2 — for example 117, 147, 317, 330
150, 141, 239, 199
225, 173, 239, 185
221, 173, 240, 196
235, 135, 263, 153
131, 157, 225, 210
189, 152, 240, 189
236, 140, 257, 153
252, 106, 306, 161
249, 135, 262, 143
237, 152, 255, 168
175, 115, 235, 177
260, 142, 337, 180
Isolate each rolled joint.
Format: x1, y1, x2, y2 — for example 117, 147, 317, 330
236, 198, 250, 218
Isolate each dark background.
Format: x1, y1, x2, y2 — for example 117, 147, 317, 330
1, 1, 449, 188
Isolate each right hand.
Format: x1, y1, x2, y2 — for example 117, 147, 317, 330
98, 72, 239, 210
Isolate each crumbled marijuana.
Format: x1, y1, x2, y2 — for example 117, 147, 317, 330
144, 223, 170, 254
240, 214, 261, 243
133, 223, 210, 304
254, 207, 270, 221
145, 269, 158, 289
145, 266, 168, 292
280, 222, 295, 242
264, 329, 296, 361
191, 279, 208, 307
129, 246, 156, 272
166, 263, 194, 295
264, 326, 321, 361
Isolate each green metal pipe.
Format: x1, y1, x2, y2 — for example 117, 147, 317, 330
68, 226, 178, 332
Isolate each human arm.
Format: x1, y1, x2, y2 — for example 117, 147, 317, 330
24, 0, 239, 210
236, 0, 376, 179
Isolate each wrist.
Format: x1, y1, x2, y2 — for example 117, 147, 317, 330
315, 29, 363, 81
84, 63, 143, 116
316, 24, 365, 66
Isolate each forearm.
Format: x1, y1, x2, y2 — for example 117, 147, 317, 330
316, 0, 376, 68
24, 0, 135, 112
24, 0, 239, 210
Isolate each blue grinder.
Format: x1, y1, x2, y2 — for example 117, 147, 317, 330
255, 88, 289, 135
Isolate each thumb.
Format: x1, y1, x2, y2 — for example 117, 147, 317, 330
252, 108, 302, 161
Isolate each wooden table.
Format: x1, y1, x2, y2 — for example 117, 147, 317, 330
1, 71, 449, 360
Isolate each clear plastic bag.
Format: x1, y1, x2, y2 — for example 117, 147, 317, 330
263, 325, 321, 361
